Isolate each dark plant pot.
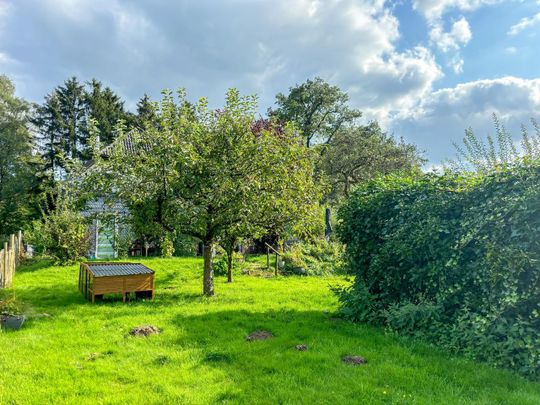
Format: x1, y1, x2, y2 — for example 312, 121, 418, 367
0, 314, 26, 330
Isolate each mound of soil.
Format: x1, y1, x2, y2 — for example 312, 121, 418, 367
342, 355, 367, 365
246, 330, 273, 341
130, 325, 161, 337
295, 344, 308, 351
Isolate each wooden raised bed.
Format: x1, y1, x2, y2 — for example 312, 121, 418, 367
79, 262, 155, 304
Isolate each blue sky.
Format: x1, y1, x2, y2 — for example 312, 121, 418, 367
1, 0, 539, 164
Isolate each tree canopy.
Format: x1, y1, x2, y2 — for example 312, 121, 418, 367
271, 77, 361, 148
321, 122, 424, 201
87, 89, 322, 295
32, 77, 131, 175
0, 75, 41, 239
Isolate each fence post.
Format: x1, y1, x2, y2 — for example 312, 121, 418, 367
3, 242, 8, 288
17, 230, 22, 261
0, 249, 4, 288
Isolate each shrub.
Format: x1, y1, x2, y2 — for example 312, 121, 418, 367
336, 161, 540, 378
160, 234, 175, 258
0, 295, 24, 316
282, 239, 344, 276
173, 233, 197, 256
213, 252, 244, 276
26, 208, 89, 264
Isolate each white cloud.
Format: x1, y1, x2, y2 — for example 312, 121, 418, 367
430, 17, 472, 52
0, 0, 443, 118
413, 1, 499, 74
0, 51, 17, 65
391, 76, 540, 162
412, 0, 501, 22
508, 12, 540, 36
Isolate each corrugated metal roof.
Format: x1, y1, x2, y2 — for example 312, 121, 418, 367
100, 131, 151, 158
86, 263, 154, 277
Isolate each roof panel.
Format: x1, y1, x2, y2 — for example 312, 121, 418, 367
85, 263, 154, 277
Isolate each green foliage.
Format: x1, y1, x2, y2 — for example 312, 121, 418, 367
25, 194, 89, 264
32, 77, 132, 173
271, 77, 361, 147
173, 233, 197, 256
0, 75, 42, 239
0, 295, 24, 316
114, 226, 136, 259
337, 161, 540, 378
160, 234, 175, 258
87, 88, 322, 295
451, 114, 540, 173
321, 123, 425, 202
282, 239, 344, 276
213, 252, 244, 276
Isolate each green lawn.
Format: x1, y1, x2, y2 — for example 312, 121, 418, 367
1, 257, 539, 404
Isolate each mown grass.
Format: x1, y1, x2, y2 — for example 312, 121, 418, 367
1, 257, 539, 404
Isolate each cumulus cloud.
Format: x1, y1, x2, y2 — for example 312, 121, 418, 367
391, 76, 540, 162
413, 1, 499, 74
412, 0, 501, 21
0, 0, 442, 116
508, 12, 540, 36
429, 17, 471, 52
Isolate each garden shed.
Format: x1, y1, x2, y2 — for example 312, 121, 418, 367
79, 262, 154, 303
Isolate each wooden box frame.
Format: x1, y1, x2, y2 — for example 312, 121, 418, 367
79, 262, 155, 304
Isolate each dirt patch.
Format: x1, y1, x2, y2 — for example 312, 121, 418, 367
246, 330, 273, 341
295, 344, 308, 351
342, 355, 367, 365
130, 325, 161, 337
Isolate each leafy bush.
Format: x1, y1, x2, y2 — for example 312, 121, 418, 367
114, 225, 135, 259
26, 208, 89, 264
0, 295, 24, 316
282, 239, 344, 276
173, 233, 197, 256
213, 252, 244, 276
336, 161, 540, 378
160, 234, 175, 258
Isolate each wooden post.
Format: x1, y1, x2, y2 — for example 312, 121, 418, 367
17, 230, 23, 260
0, 249, 4, 288
267, 247, 270, 270
275, 252, 278, 276
9, 234, 15, 283
3, 242, 8, 287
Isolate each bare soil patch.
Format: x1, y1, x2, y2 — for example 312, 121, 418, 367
246, 330, 273, 341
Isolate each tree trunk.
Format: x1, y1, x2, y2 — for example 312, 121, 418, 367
226, 249, 233, 283
325, 207, 333, 241
203, 241, 215, 296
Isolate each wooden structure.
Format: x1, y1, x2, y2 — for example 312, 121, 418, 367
79, 262, 155, 304
0, 231, 24, 288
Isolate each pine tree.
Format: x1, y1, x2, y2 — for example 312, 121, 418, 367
84, 79, 129, 147
56, 77, 87, 160
33, 77, 131, 172
135, 93, 157, 129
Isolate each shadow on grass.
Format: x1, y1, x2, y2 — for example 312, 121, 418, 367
14, 280, 205, 313
16, 258, 56, 273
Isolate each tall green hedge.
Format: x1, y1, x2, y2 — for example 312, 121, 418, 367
336, 161, 540, 378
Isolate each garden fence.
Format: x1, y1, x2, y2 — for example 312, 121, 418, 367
0, 231, 23, 288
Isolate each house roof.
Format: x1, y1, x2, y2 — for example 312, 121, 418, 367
100, 131, 150, 158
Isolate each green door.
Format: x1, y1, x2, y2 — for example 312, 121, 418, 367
96, 220, 116, 259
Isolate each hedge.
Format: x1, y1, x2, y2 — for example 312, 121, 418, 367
336, 161, 540, 378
